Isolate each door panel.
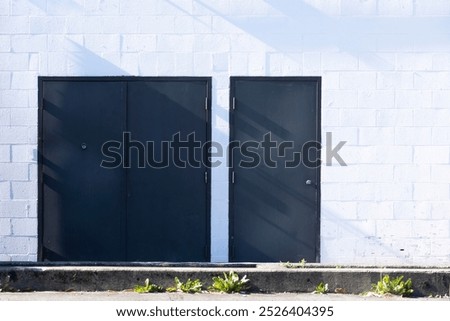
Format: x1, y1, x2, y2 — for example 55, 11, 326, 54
230, 77, 320, 262
127, 80, 209, 261
41, 81, 126, 261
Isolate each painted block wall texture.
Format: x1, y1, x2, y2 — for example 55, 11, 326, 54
0, 0, 450, 264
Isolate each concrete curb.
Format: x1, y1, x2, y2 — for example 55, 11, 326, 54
1, 265, 449, 296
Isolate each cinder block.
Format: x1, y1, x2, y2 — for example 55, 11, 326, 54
431, 202, 450, 219
322, 201, 358, 220
431, 239, 450, 257
432, 90, 450, 108
431, 165, 450, 183
139, 16, 175, 34
432, 53, 450, 71
11, 35, 47, 53
30, 16, 65, 34
174, 16, 195, 34
138, 52, 158, 74
120, 53, 139, 75
395, 90, 432, 108
10, 108, 37, 126
303, 52, 321, 73
394, 201, 431, 220
321, 238, 357, 259
414, 72, 450, 90
247, 52, 266, 75
102, 16, 139, 34
413, 183, 449, 201
339, 109, 376, 127
0, 72, 11, 89
0, 163, 29, 181
394, 165, 430, 183
376, 34, 415, 52
321, 218, 341, 239
0, 218, 11, 236
0, 53, 29, 71
358, 53, 395, 71
0, 181, 10, 200
11, 145, 36, 163
0, 90, 28, 108
84, 0, 120, 15
322, 52, 358, 71
322, 72, 340, 90
11, 72, 38, 90
212, 53, 228, 72
11, 218, 37, 236
374, 146, 412, 164
230, 52, 248, 74
338, 146, 376, 164
0, 35, 10, 52
395, 127, 431, 145
119, 0, 161, 15
376, 220, 412, 238
27, 126, 38, 144
396, 53, 433, 71
320, 183, 343, 201
322, 127, 358, 145
414, 146, 449, 164
230, 34, 267, 52
0, 200, 32, 217
357, 202, 393, 220
0, 236, 30, 254
65, 16, 104, 34
0, 17, 29, 34
341, 0, 377, 15
84, 34, 121, 52
378, 0, 413, 16
322, 90, 358, 108
415, 0, 450, 15
432, 127, 450, 145
157, 52, 176, 75
358, 90, 395, 109
340, 72, 377, 90
0, 108, 10, 126
376, 109, 413, 127
377, 72, 413, 89
412, 220, 450, 238
11, 0, 46, 16
46, 0, 84, 16
0, 127, 28, 144
358, 127, 395, 145
121, 34, 157, 52
175, 53, 194, 75
11, 181, 37, 200
157, 35, 195, 52
0, 145, 10, 162
322, 109, 340, 126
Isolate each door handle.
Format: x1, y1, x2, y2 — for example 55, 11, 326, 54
305, 179, 316, 188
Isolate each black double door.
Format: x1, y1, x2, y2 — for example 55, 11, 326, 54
40, 77, 211, 262
229, 77, 321, 262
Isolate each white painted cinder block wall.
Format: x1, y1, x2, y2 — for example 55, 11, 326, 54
1, 0, 450, 265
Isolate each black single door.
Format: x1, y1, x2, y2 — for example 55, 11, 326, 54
127, 79, 210, 261
40, 80, 126, 261
229, 77, 321, 262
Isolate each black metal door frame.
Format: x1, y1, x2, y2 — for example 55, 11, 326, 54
228, 76, 321, 262
38, 76, 211, 262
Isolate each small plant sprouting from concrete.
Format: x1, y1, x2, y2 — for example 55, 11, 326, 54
282, 258, 307, 269
134, 278, 164, 293
209, 271, 250, 293
370, 275, 413, 297
313, 282, 329, 294
166, 277, 203, 293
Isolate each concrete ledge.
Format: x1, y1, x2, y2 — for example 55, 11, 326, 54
1, 265, 449, 296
